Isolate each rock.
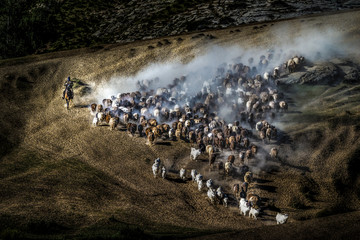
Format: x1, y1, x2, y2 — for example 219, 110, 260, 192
342, 66, 360, 83
299, 62, 339, 85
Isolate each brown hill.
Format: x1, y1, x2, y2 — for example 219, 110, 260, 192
1, 10, 360, 239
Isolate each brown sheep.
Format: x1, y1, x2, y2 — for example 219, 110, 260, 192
177, 121, 183, 130
97, 104, 103, 112
188, 131, 196, 143
244, 171, 253, 183
251, 145, 257, 155
228, 155, 235, 164
241, 181, 249, 193
162, 123, 170, 132
243, 138, 250, 149
147, 131, 155, 145
105, 114, 111, 124
206, 145, 214, 157
259, 130, 266, 142
145, 127, 152, 137
266, 128, 272, 142
233, 184, 240, 199
229, 136, 236, 151
90, 103, 97, 113
109, 117, 119, 130
172, 121, 178, 130
247, 193, 260, 207
245, 150, 252, 162
152, 126, 161, 138
279, 101, 288, 112
270, 147, 278, 159
123, 113, 129, 124
209, 153, 216, 168
148, 118, 158, 127
175, 129, 181, 140
287, 59, 296, 73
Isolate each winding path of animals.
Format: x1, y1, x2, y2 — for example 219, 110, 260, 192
89, 50, 304, 223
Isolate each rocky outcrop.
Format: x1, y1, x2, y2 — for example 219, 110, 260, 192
278, 59, 360, 85
90, 0, 360, 45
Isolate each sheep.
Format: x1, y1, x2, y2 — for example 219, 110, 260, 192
161, 166, 167, 179
223, 194, 229, 207
152, 163, 160, 178
270, 147, 278, 159
239, 151, 246, 163
276, 213, 289, 224
207, 188, 217, 204
206, 179, 214, 189
180, 168, 186, 180
240, 198, 250, 216
287, 59, 296, 73
279, 100, 288, 112
263, 72, 270, 82
255, 121, 263, 131
247, 193, 260, 207
233, 184, 240, 199
90, 103, 97, 113
216, 186, 224, 199
92, 115, 99, 127
227, 155, 235, 164
273, 66, 280, 79
249, 207, 260, 219
109, 117, 118, 130
225, 162, 233, 176
244, 171, 253, 183
197, 179, 204, 191
191, 169, 197, 182
190, 148, 201, 161
195, 173, 203, 183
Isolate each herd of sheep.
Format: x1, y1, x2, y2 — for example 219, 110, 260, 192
89, 50, 305, 224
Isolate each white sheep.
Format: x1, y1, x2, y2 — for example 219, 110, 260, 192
92, 116, 99, 127
240, 199, 250, 216
195, 173, 203, 182
191, 169, 197, 181
246, 100, 252, 112
216, 186, 224, 199
255, 121, 263, 131
207, 188, 216, 203
152, 163, 160, 178
180, 168, 186, 180
206, 179, 214, 189
223, 194, 229, 207
273, 66, 280, 79
197, 179, 204, 191
263, 72, 270, 81
161, 166, 166, 179
249, 207, 260, 219
190, 148, 201, 161
276, 213, 289, 224
153, 108, 160, 118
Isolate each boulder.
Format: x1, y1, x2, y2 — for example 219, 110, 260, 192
299, 62, 339, 85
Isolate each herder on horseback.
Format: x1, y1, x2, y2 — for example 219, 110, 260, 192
62, 76, 74, 109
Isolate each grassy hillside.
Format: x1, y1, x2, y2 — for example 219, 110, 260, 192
0, 9, 360, 240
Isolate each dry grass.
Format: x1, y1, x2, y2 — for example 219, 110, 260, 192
1, 9, 360, 239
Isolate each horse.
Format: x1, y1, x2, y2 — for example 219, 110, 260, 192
64, 88, 73, 110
